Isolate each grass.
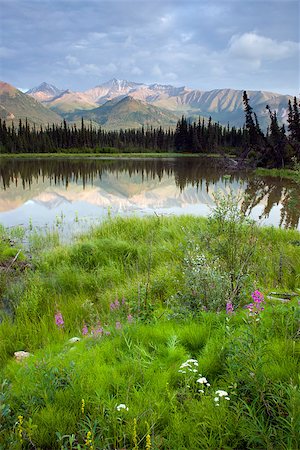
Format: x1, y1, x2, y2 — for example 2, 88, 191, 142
0, 213, 299, 449
255, 167, 300, 183
0, 150, 221, 159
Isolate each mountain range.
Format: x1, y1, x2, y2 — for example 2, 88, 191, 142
25, 78, 294, 130
0, 78, 294, 130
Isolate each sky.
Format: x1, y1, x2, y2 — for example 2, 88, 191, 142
0, 0, 299, 95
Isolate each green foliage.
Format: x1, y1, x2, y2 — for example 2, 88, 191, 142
0, 215, 299, 448
170, 249, 231, 316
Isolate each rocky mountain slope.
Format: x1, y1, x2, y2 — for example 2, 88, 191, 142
0, 81, 62, 126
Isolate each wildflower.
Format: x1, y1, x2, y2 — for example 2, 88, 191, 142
133, 418, 138, 450
17, 415, 23, 444
116, 403, 129, 411
215, 390, 229, 397
116, 321, 122, 330
214, 389, 230, 405
94, 325, 103, 336
146, 433, 151, 450
127, 314, 133, 323
82, 324, 88, 336
197, 377, 208, 384
105, 331, 111, 336
110, 302, 115, 311
226, 301, 234, 315
251, 290, 264, 304
55, 311, 64, 329
84, 430, 94, 449
178, 358, 199, 373
114, 299, 120, 308
81, 398, 85, 414
246, 291, 265, 317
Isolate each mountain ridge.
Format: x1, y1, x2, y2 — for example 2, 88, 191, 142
26, 78, 294, 129
64, 95, 179, 130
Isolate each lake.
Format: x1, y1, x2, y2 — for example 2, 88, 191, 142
0, 156, 299, 233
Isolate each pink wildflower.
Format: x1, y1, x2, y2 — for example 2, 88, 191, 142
127, 314, 133, 323
251, 290, 264, 304
115, 321, 122, 330
114, 299, 120, 309
82, 324, 88, 336
55, 311, 64, 329
246, 291, 265, 316
94, 323, 103, 335
226, 301, 234, 315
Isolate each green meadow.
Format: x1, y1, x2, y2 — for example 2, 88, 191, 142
0, 197, 299, 449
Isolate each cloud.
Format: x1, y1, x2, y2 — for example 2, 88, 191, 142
0, 0, 299, 95
65, 55, 80, 67
228, 32, 300, 62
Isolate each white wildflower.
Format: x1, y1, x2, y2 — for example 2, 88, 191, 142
215, 390, 229, 397
116, 404, 129, 411
197, 377, 208, 384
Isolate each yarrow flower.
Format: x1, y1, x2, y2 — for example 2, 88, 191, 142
178, 359, 199, 374
214, 389, 230, 405
116, 403, 129, 411
196, 376, 210, 387
55, 311, 64, 329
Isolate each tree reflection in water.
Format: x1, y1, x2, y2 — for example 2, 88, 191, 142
241, 176, 300, 229
0, 157, 299, 229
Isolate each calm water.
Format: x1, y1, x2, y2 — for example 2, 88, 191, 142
0, 157, 299, 232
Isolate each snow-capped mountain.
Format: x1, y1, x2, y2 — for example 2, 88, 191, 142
26, 82, 65, 102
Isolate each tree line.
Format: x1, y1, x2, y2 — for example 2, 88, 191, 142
0, 92, 299, 168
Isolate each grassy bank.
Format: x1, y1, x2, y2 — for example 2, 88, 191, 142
0, 148, 227, 159
0, 210, 299, 449
0, 151, 222, 159
255, 167, 300, 183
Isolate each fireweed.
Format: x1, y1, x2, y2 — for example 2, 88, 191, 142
246, 290, 265, 317
54, 311, 64, 329
226, 301, 234, 315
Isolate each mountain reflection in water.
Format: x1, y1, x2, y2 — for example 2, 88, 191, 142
0, 157, 299, 230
